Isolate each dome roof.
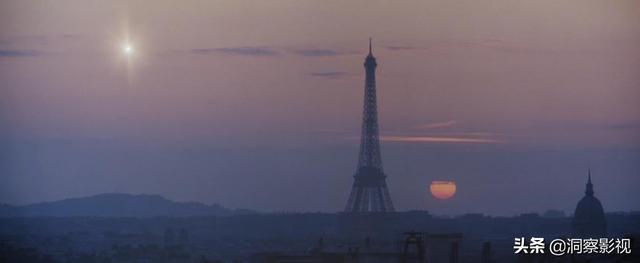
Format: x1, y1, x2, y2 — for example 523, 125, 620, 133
574, 195, 605, 221
572, 169, 606, 237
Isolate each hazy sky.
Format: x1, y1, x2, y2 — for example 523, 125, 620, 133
1, 0, 639, 215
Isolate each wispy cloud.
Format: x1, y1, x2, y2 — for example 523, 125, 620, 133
0, 34, 84, 46
607, 121, 640, 130
381, 135, 504, 144
385, 46, 428, 51
310, 71, 349, 79
289, 48, 352, 57
553, 120, 640, 132
414, 120, 458, 130
0, 49, 43, 57
385, 39, 555, 54
186, 46, 355, 58
191, 47, 280, 57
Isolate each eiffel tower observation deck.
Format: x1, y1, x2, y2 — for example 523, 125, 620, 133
344, 39, 395, 213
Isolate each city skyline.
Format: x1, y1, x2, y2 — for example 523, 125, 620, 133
1, 0, 639, 216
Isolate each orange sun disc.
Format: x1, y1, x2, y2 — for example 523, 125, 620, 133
430, 181, 457, 200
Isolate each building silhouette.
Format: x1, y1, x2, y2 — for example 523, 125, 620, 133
344, 39, 395, 213
572, 168, 607, 237
164, 227, 175, 247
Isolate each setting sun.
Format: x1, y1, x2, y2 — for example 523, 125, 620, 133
430, 181, 457, 200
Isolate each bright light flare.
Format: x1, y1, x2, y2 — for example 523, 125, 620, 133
122, 43, 134, 56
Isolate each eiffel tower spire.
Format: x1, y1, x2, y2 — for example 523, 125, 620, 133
344, 39, 395, 213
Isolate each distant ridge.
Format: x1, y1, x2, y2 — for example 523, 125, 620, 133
0, 193, 255, 217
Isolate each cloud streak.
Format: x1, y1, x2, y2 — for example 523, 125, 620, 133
289, 48, 352, 57
0, 49, 43, 57
310, 71, 349, 79
188, 46, 356, 58
381, 135, 504, 144
414, 120, 458, 130
385, 39, 557, 54
606, 121, 640, 130
0, 34, 84, 47
191, 47, 280, 57
385, 46, 427, 51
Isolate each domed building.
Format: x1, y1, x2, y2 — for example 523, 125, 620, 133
572, 169, 607, 237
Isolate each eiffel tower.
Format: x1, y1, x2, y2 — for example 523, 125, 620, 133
344, 39, 395, 213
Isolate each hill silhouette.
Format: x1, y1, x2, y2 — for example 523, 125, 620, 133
0, 193, 253, 217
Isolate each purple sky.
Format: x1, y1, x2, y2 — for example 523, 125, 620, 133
1, 0, 639, 215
